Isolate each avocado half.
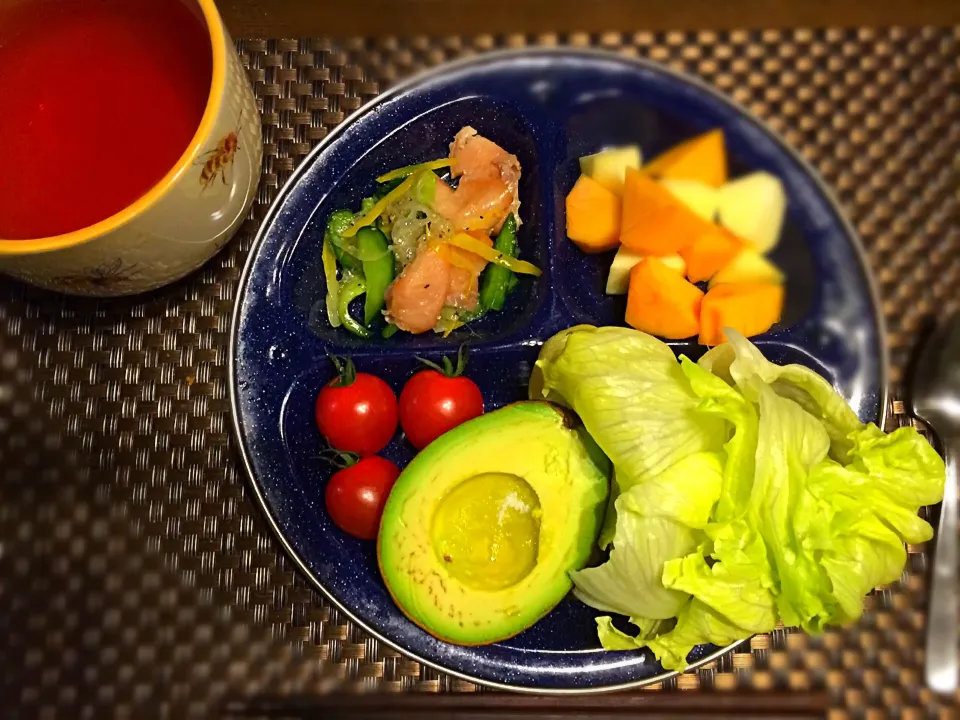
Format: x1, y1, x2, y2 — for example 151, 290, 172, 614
377, 401, 610, 645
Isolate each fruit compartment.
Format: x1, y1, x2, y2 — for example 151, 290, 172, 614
551, 93, 817, 332
275, 95, 555, 352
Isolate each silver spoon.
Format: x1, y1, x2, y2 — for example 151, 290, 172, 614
910, 315, 960, 694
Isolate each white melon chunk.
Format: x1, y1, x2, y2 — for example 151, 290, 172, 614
716, 172, 787, 253
660, 178, 720, 222
579, 146, 642, 196
606, 247, 686, 295
709, 250, 785, 288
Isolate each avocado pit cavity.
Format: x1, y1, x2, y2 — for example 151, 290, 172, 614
430, 472, 541, 591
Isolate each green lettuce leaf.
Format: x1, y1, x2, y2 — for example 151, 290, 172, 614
532, 326, 728, 491
571, 452, 723, 620
664, 520, 777, 634
845, 423, 947, 510
596, 616, 671, 650
700, 330, 862, 461
646, 599, 751, 670
680, 357, 759, 522
530, 327, 945, 673
799, 423, 946, 624
531, 326, 728, 548
800, 484, 907, 624
745, 384, 834, 630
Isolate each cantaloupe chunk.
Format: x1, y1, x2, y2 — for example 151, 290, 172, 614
566, 174, 621, 253
580, 146, 642, 196
680, 226, 744, 283
709, 250, 784, 288
620, 168, 715, 256
606, 246, 685, 294
698, 282, 784, 346
643, 129, 727, 187
716, 172, 786, 253
698, 300, 721, 349
626, 258, 704, 339
661, 179, 720, 222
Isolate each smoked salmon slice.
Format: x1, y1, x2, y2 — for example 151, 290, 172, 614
384, 247, 451, 334
383, 128, 523, 333
431, 127, 521, 234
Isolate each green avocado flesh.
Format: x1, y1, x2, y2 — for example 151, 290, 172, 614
377, 402, 611, 645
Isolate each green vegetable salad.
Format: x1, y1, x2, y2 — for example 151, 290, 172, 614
320, 129, 542, 339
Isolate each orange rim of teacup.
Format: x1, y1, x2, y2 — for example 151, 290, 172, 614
0, 0, 228, 255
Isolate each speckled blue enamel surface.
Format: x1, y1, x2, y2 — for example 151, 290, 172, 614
231, 50, 884, 691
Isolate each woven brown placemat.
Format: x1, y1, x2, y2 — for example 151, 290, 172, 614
1, 27, 958, 720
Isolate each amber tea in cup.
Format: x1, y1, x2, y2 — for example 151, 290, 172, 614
0, 0, 262, 295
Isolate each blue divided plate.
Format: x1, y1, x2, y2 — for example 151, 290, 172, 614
229, 48, 887, 692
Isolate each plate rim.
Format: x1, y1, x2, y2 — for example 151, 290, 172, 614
228, 46, 889, 693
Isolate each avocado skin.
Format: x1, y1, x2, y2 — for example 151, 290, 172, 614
377, 401, 610, 645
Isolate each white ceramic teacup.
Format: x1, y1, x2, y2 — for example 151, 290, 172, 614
0, 0, 262, 296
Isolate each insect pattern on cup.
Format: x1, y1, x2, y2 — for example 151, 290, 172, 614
197, 110, 242, 192
52, 258, 138, 292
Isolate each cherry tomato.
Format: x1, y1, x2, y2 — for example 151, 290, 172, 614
316, 356, 398, 456
399, 347, 484, 449
325, 455, 400, 540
